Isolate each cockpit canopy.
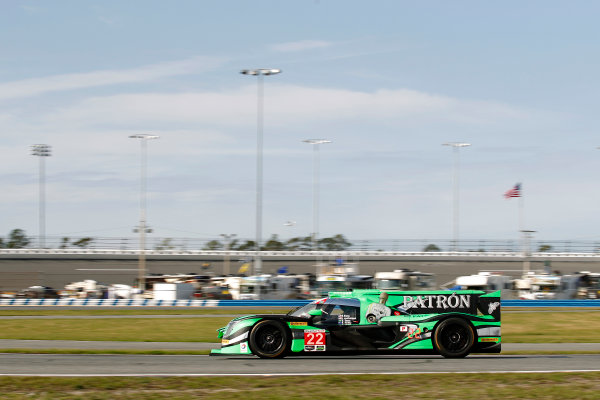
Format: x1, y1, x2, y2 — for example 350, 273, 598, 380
288, 297, 361, 319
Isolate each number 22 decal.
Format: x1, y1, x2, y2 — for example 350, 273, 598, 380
408, 328, 421, 339
304, 331, 325, 345
304, 330, 326, 351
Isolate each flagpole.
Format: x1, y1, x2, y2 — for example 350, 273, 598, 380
516, 183, 533, 275
518, 183, 524, 261
504, 183, 524, 254
518, 187, 524, 232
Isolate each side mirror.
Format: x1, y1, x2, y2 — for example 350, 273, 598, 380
308, 309, 323, 317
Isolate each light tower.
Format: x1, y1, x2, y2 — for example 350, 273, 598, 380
240, 68, 281, 283
129, 134, 159, 291
302, 139, 332, 251
31, 144, 52, 248
442, 142, 471, 251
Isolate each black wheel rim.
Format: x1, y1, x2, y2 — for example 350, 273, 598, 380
441, 323, 470, 353
256, 324, 284, 354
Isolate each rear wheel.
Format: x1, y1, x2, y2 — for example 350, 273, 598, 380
248, 320, 290, 359
433, 318, 475, 358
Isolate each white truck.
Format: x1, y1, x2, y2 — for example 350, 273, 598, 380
62, 279, 136, 299
313, 263, 373, 297
153, 282, 195, 300
454, 272, 513, 298
514, 272, 562, 300
239, 274, 312, 300
574, 272, 600, 299
374, 269, 435, 291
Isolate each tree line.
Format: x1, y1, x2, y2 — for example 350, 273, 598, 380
0, 229, 95, 249
0, 229, 557, 252
201, 234, 352, 251
0, 229, 354, 251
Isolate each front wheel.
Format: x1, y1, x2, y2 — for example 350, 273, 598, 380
248, 320, 290, 359
433, 318, 475, 358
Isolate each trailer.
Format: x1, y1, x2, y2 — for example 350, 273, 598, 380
374, 269, 435, 291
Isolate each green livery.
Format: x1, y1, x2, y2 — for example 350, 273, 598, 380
210, 289, 501, 359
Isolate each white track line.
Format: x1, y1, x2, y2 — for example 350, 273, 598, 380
1, 370, 599, 377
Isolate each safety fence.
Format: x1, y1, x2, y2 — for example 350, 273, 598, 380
7, 236, 600, 253
0, 298, 599, 307
0, 298, 310, 307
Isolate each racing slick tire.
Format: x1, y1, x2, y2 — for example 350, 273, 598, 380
248, 320, 290, 359
433, 317, 475, 358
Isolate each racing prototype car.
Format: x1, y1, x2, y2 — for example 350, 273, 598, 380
210, 289, 501, 358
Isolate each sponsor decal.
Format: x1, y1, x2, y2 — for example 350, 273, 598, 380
304, 345, 326, 352
399, 293, 475, 313
399, 324, 420, 339
222, 331, 249, 347
240, 342, 249, 353
479, 337, 499, 343
290, 322, 308, 326
304, 329, 326, 351
488, 301, 501, 314
407, 327, 422, 339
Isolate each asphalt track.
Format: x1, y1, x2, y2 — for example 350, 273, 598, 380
1, 340, 600, 352
1, 353, 599, 376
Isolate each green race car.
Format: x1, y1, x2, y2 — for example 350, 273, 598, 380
210, 289, 501, 359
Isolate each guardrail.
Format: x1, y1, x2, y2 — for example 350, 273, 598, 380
1, 298, 599, 307
2, 248, 600, 259
0, 298, 311, 307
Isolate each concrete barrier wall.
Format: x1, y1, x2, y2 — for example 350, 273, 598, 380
1, 298, 599, 307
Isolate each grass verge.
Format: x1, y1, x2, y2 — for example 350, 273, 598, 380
504, 311, 600, 342
0, 372, 599, 399
1, 310, 599, 343
0, 317, 230, 342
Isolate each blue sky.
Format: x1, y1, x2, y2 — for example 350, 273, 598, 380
1, 1, 600, 244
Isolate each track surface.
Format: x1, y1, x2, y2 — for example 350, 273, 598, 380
1, 353, 599, 376
1, 340, 600, 351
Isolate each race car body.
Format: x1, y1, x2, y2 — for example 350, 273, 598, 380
210, 289, 501, 358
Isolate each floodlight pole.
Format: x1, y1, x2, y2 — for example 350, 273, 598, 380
129, 134, 159, 292
442, 142, 471, 251
31, 144, 52, 249
303, 139, 332, 252
240, 68, 281, 291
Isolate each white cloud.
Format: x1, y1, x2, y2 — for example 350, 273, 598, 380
0, 79, 562, 239
270, 40, 333, 52
0, 56, 225, 101
38, 84, 533, 132
21, 5, 43, 13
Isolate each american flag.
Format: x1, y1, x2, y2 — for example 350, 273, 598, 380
504, 183, 521, 198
